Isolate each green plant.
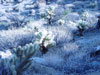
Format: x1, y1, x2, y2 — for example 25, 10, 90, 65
0, 43, 39, 75
14, 43, 39, 75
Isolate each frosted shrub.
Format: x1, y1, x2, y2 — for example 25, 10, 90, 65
8, 14, 26, 28
67, 21, 78, 31
54, 6, 71, 22
0, 28, 34, 50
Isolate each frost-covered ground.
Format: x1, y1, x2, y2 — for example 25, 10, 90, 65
0, 0, 100, 75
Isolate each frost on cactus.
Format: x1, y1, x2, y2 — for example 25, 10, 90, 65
0, 50, 16, 75
40, 6, 55, 25
13, 43, 39, 75
81, 11, 89, 21
0, 59, 13, 75
34, 27, 56, 54
0, 43, 39, 75
77, 20, 88, 36
24, 25, 56, 54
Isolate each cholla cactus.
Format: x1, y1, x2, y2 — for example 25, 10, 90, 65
0, 43, 39, 75
24, 25, 56, 52
58, 19, 65, 25
34, 27, 56, 54
82, 11, 89, 21
13, 43, 39, 75
0, 50, 16, 75
77, 20, 88, 36
40, 6, 55, 25
0, 59, 14, 75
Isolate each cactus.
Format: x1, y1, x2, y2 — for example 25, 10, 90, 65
24, 25, 56, 54
81, 11, 89, 21
34, 28, 56, 54
40, 6, 55, 25
0, 43, 39, 75
13, 43, 39, 75
77, 20, 88, 36
0, 25, 56, 75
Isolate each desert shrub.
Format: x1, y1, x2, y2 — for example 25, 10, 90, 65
40, 42, 79, 73
8, 14, 27, 28
0, 28, 34, 50
54, 6, 71, 24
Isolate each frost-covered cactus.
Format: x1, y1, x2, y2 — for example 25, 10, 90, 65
81, 11, 89, 21
40, 6, 55, 25
77, 20, 88, 36
34, 27, 56, 54
0, 59, 13, 75
24, 25, 56, 54
0, 50, 16, 75
0, 43, 39, 75
13, 43, 39, 75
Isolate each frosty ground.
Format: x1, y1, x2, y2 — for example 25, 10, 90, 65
0, 0, 100, 75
